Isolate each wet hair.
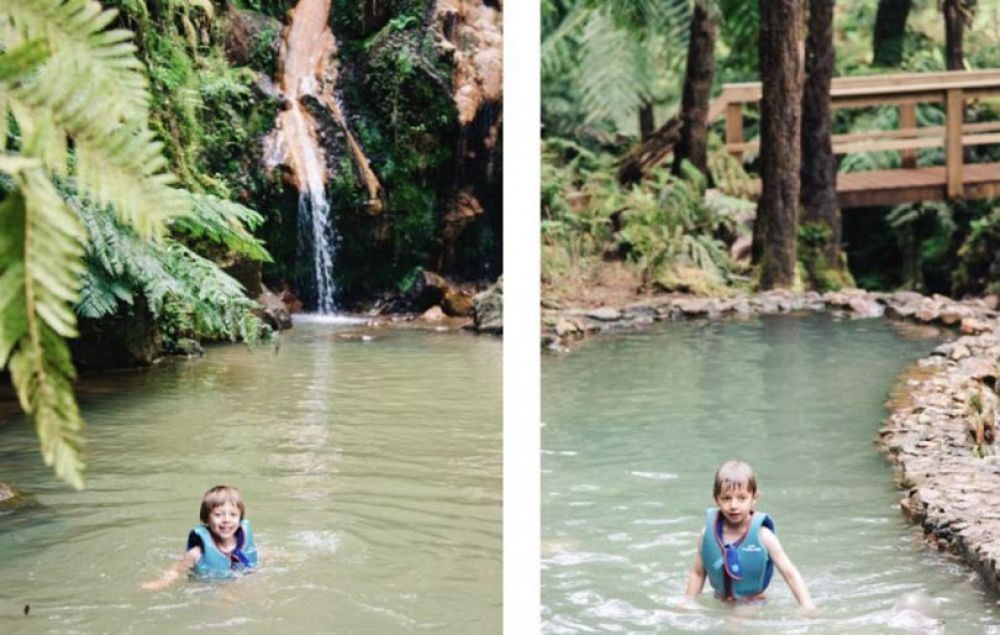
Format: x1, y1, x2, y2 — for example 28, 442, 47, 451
199, 485, 246, 523
713, 460, 758, 498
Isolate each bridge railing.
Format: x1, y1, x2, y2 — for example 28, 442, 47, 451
709, 69, 1000, 199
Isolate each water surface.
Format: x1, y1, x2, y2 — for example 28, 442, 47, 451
542, 314, 999, 633
0, 321, 501, 633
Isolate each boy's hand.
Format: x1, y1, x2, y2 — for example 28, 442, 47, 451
140, 579, 168, 592
140, 569, 179, 591
798, 603, 819, 618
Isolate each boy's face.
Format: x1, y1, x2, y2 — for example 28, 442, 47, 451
714, 484, 758, 527
207, 501, 242, 542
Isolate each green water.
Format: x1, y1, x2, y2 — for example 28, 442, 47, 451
0, 319, 501, 633
542, 314, 1000, 633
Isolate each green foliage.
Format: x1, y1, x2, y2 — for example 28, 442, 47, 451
954, 207, 1000, 296
616, 162, 733, 292
75, 191, 269, 346
542, 139, 735, 294
542, 0, 691, 138
329, 15, 462, 297
796, 222, 854, 292
0, 0, 190, 488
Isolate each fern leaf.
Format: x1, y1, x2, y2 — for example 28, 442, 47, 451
0, 165, 87, 489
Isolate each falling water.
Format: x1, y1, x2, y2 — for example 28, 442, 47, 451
265, 0, 339, 312
291, 103, 338, 313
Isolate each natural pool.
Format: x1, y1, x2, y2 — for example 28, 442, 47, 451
0, 319, 501, 633
542, 314, 1000, 633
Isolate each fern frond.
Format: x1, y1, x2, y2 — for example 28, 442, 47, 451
577, 11, 653, 125
0, 0, 149, 123
0, 163, 86, 489
174, 192, 272, 262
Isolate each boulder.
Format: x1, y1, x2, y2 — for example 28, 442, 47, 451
442, 289, 475, 317
961, 317, 994, 335
277, 287, 302, 314
220, 7, 281, 68
473, 277, 502, 334
223, 257, 263, 299
256, 287, 293, 330
585, 307, 621, 321
71, 303, 163, 371
408, 270, 451, 312
171, 338, 204, 357
421, 306, 446, 322
0, 481, 31, 512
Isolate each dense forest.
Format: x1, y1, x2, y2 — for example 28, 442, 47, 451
541, 0, 1000, 305
0, 0, 502, 487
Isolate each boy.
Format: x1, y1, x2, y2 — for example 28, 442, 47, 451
684, 460, 815, 611
142, 485, 258, 590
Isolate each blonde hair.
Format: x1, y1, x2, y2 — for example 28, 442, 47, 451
199, 485, 246, 523
713, 460, 758, 498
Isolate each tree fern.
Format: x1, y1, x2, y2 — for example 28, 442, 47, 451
0, 0, 189, 488
542, 0, 691, 136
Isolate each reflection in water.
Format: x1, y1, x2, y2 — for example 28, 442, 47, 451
542, 314, 998, 633
0, 325, 500, 633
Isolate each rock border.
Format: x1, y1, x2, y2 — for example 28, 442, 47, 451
544, 288, 1000, 591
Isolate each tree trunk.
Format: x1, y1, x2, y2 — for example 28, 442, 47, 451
872, 0, 911, 67
944, 0, 966, 71
639, 102, 655, 140
801, 0, 842, 271
672, 3, 716, 177
753, 0, 804, 289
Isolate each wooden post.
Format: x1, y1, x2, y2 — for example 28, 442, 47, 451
726, 102, 744, 161
899, 102, 917, 168
946, 88, 964, 199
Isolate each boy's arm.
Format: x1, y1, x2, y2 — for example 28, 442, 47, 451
141, 546, 201, 591
759, 528, 815, 612
684, 528, 707, 598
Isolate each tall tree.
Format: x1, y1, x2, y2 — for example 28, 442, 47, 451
800, 0, 844, 284
672, 1, 716, 177
872, 0, 912, 66
944, 0, 968, 70
753, 0, 804, 289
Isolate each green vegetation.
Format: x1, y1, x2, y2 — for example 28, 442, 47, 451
542, 0, 1000, 299
0, 0, 272, 488
330, 7, 465, 299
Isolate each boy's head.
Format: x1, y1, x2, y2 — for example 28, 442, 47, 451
713, 460, 758, 499
200, 485, 246, 523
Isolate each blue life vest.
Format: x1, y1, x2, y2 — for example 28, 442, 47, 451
187, 519, 258, 579
700, 508, 774, 600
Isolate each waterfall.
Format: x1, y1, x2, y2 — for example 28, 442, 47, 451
290, 103, 338, 313
264, 0, 339, 313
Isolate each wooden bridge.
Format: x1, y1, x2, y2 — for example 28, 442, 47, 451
709, 70, 1000, 208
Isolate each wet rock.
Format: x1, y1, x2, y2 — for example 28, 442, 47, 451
408, 270, 451, 312
222, 256, 264, 299
673, 297, 713, 316
848, 296, 885, 318
72, 301, 162, 370
421, 306, 446, 322
555, 318, 581, 337
949, 344, 972, 361
171, 338, 204, 357
585, 307, 621, 321
256, 288, 293, 331
961, 317, 993, 335
0, 481, 31, 512
473, 277, 503, 334
442, 288, 475, 317
279, 287, 304, 314
220, 7, 281, 68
